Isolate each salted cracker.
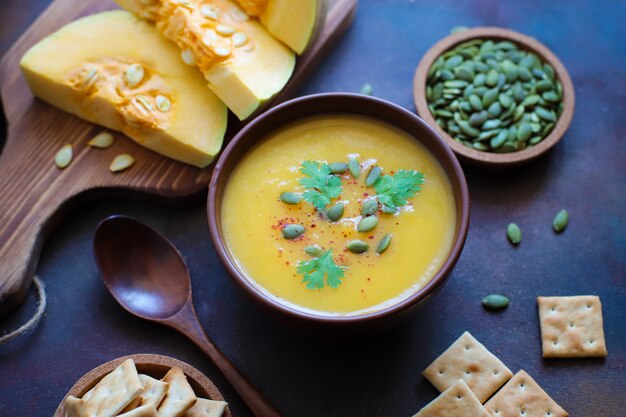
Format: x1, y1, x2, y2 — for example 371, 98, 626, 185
64, 358, 143, 417
158, 366, 197, 417
184, 398, 228, 417
412, 379, 490, 417
422, 331, 513, 403
537, 295, 607, 358
122, 374, 170, 412
485, 370, 568, 417
117, 404, 158, 417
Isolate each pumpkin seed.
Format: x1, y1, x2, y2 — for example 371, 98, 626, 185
516, 123, 532, 142
376, 234, 392, 254
361, 199, 378, 216
486, 69, 499, 87
469, 111, 488, 127
181, 49, 196, 65
346, 240, 369, 254
304, 245, 325, 258
326, 203, 344, 222
490, 130, 508, 149
232, 32, 248, 47
469, 95, 483, 111
216, 24, 235, 36
125, 63, 144, 87
87, 132, 114, 149
535, 106, 556, 122
482, 294, 510, 310
506, 223, 521, 245
381, 205, 397, 214
552, 209, 569, 233
348, 157, 360, 178
328, 162, 348, 174
366, 166, 382, 187
360, 83, 373, 95
280, 192, 300, 205
55, 144, 73, 169
357, 216, 378, 233
109, 154, 135, 172
200, 4, 219, 19
282, 224, 305, 240
155, 95, 171, 112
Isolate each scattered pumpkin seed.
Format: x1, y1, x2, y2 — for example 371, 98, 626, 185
348, 157, 360, 178
87, 132, 114, 149
366, 166, 382, 186
280, 192, 301, 205
125, 63, 144, 87
552, 209, 569, 233
200, 4, 219, 19
232, 32, 248, 47
361, 199, 378, 216
216, 24, 235, 36
346, 240, 369, 254
376, 234, 392, 254
326, 203, 345, 222
381, 205, 397, 214
54, 144, 73, 169
213, 46, 231, 57
482, 294, 510, 310
155, 95, 171, 112
506, 223, 521, 245
329, 162, 348, 174
357, 216, 378, 233
181, 49, 196, 65
282, 224, 305, 240
360, 83, 373, 95
304, 245, 325, 258
109, 154, 135, 173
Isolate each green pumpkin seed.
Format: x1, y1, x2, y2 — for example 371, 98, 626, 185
444, 80, 468, 89
304, 245, 325, 258
482, 119, 501, 130
535, 106, 556, 122
346, 240, 369, 254
445, 55, 463, 69
87, 132, 114, 149
486, 69, 499, 87
459, 121, 480, 137
109, 154, 135, 173
376, 234, 392, 254
329, 162, 348, 174
280, 192, 301, 205
440, 69, 455, 81
516, 123, 532, 142
326, 203, 344, 222
55, 144, 73, 169
348, 157, 360, 178
360, 83, 373, 95
522, 95, 540, 107
469, 95, 483, 111
469, 111, 488, 127
487, 102, 502, 117
506, 223, 521, 245
366, 166, 382, 186
529, 136, 543, 145
282, 224, 305, 240
431, 83, 444, 101
552, 209, 569, 233
482, 294, 510, 310
482, 88, 499, 107
473, 142, 489, 151
498, 93, 512, 108
490, 130, 508, 149
473, 73, 487, 86
357, 216, 379, 233
536, 79, 553, 93
381, 205, 397, 214
361, 199, 378, 216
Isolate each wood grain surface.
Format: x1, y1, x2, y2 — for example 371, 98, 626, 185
0, 0, 357, 317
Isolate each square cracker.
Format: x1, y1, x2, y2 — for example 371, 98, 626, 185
184, 398, 228, 417
65, 358, 144, 417
158, 366, 197, 417
422, 331, 513, 403
537, 295, 607, 358
118, 404, 158, 417
412, 379, 490, 417
485, 370, 568, 417
122, 374, 170, 412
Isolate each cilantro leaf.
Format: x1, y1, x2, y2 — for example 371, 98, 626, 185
299, 161, 342, 210
296, 249, 347, 289
373, 169, 425, 209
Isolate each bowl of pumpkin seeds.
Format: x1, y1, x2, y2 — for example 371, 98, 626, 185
414, 27, 574, 168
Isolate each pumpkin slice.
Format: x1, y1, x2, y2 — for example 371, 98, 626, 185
116, 0, 296, 120
20, 10, 227, 168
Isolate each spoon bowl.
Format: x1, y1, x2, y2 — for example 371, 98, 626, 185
94, 216, 190, 320
93, 215, 282, 417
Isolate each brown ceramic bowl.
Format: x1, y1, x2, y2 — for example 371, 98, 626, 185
207, 93, 470, 336
414, 27, 575, 168
53, 354, 231, 417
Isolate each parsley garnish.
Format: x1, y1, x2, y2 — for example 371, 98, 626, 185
297, 249, 347, 289
373, 169, 425, 209
299, 161, 342, 210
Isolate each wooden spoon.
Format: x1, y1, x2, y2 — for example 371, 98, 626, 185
93, 215, 281, 417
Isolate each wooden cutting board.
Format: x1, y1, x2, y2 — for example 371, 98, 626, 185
0, 0, 358, 317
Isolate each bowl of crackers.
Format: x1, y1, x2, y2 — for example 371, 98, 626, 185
53, 354, 231, 417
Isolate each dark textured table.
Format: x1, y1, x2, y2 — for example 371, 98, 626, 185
1, 1, 625, 416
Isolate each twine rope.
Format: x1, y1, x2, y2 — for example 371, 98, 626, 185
0, 276, 47, 344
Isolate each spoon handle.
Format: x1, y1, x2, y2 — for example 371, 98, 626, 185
172, 303, 282, 417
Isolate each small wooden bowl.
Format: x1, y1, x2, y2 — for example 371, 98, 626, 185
53, 354, 232, 417
414, 27, 575, 168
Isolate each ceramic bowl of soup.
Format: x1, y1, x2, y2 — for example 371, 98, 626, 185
208, 93, 469, 336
